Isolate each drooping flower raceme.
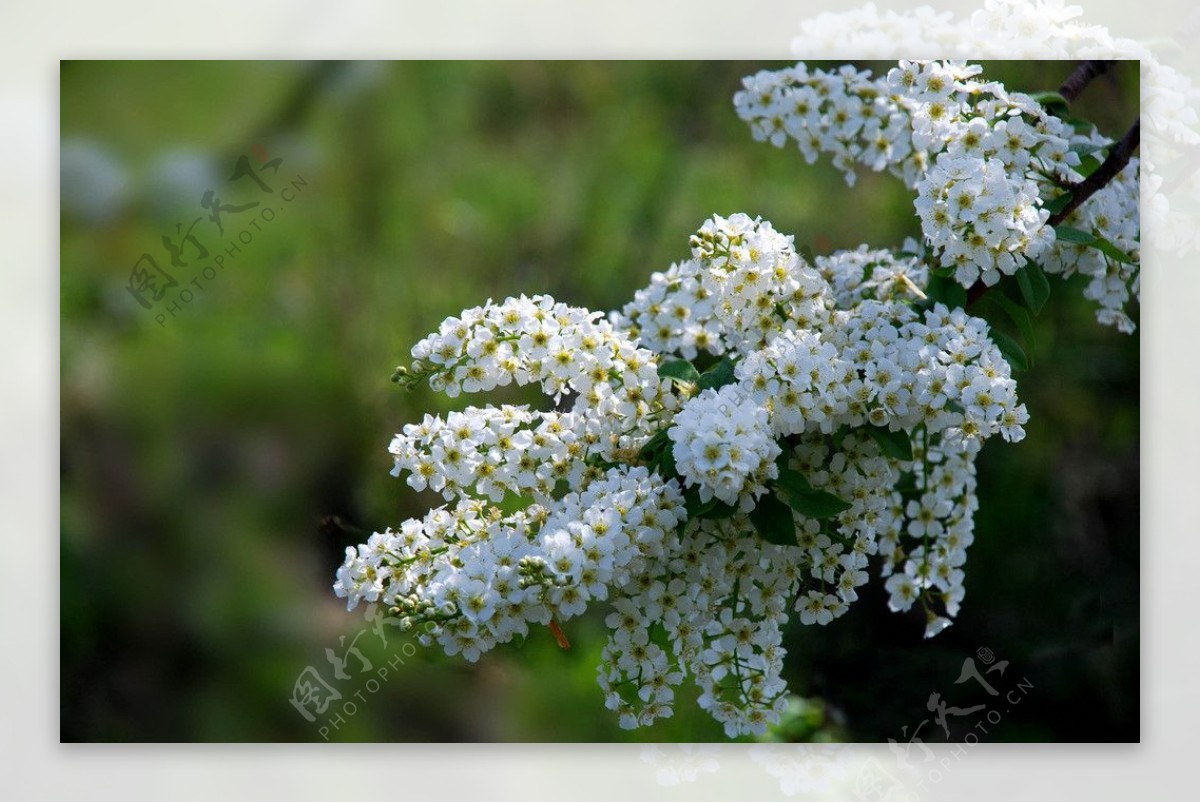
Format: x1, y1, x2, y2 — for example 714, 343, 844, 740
337, 210, 1029, 738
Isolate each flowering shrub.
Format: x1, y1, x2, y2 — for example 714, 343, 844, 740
333, 60, 1138, 738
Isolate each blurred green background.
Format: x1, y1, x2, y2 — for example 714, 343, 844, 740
60, 61, 1138, 742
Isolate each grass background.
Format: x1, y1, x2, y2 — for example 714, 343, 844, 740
60, 60, 1138, 742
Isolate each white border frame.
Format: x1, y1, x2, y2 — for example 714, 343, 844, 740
7, 0, 1194, 798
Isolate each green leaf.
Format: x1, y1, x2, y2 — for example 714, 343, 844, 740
989, 329, 1029, 372
636, 429, 669, 462
691, 352, 722, 373
863, 425, 914, 462
830, 425, 852, 450
774, 439, 793, 474
988, 292, 1036, 367
1069, 141, 1110, 157
894, 470, 918, 494
584, 454, 618, 470
1043, 193, 1074, 216
987, 292, 1036, 363
657, 359, 700, 385
698, 500, 739, 521
775, 468, 851, 519
1092, 235, 1138, 265
1054, 225, 1137, 265
1030, 91, 1067, 104
656, 445, 677, 479
925, 273, 967, 310
1076, 154, 1103, 179
1054, 225, 1097, 245
1067, 118, 1098, 136
929, 264, 954, 279
776, 468, 814, 495
749, 492, 797, 546
682, 486, 716, 519
1015, 261, 1051, 315
778, 486, 853, 520
697, 356, 737, 391
1030, 91, 1069, 117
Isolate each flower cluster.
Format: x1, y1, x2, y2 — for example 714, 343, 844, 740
616, 213, 829, 358
915, 152, 1054, 288
735, 58, 1140, 330
668, 385, 780, 508
737, 298, 1027, 446
341, 210, 1031, 737
814, 240, 928, 308
388, 405, 587, 505
879, 434, 978, 638
734, 62, 920, 186
396, 293, 681, 459
335, 466, 686, 662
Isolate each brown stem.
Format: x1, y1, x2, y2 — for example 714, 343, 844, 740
1048, 119, 1140, 226
1057, 60, 1113, 103
548, 618, 572, 650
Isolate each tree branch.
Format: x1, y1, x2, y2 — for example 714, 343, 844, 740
1057, 60, 1113, 103
1047, 119, 1140, 226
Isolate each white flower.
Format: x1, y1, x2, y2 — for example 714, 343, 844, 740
885, 572, 921, 612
